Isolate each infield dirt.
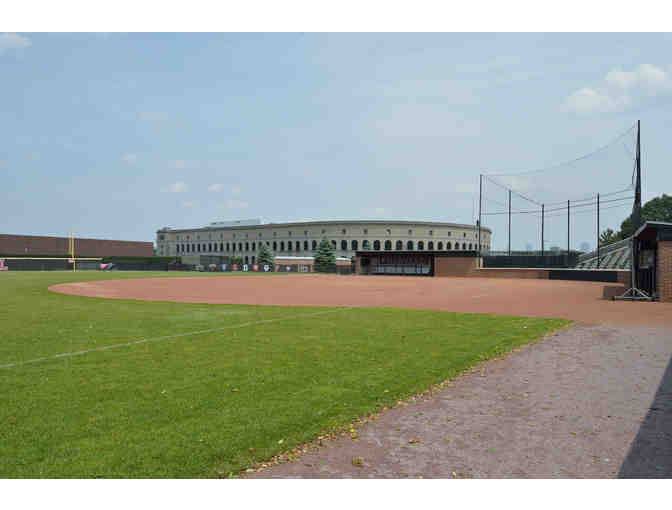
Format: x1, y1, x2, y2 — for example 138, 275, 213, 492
50, 274, 672, 327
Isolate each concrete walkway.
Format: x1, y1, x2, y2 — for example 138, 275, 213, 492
248, 323, 672, 478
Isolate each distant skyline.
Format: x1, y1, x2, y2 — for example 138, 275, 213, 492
1, 32, 671, 251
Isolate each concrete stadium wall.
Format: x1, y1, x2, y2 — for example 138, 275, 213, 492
0, 234, 153, 257
157, 220, 492, 259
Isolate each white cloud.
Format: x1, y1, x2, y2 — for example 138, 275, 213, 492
224, 199, 249, 209
172, 160, 187, 169
121, 153, 137, 165
181, 200, 197, 208
231, 185, 241, 195
0, 33, 31, 55
564, 87, 628, 114
208, 183, 225, 192
605, 64, 669, 91
161, 182, 188, 193
565, 64, 671, 114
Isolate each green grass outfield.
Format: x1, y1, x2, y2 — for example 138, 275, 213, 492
0, 271, 569, 477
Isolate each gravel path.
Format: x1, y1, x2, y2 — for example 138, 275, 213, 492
248, 323, 672, 478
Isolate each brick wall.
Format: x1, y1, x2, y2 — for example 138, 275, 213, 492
617, 270, 631, 285
434, 256, 479, 277
0, 234, 153, 257
658, 240, 672, 302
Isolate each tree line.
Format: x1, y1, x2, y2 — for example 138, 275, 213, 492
600, 193, 672, 247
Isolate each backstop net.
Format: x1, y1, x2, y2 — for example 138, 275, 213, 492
480, 122, 638, 264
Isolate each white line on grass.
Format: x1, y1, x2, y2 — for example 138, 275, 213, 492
0, 307, 352, 370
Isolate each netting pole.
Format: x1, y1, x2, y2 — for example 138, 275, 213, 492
508, 189, 511, 256
596, 193, 600, 268
567, 199, 570, 257
633, 119, 642, 231
541, 204, 545, 257
478, 174, 482, 268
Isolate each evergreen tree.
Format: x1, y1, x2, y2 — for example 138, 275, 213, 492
257, 242, 274, 266
314, 238, 336, 273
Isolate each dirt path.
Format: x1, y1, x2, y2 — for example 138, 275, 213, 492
246, 323, 672, 478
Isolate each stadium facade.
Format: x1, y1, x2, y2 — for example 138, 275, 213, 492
156, 219, 492, 264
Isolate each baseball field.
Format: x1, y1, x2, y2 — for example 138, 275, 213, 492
0, 271, 570, 478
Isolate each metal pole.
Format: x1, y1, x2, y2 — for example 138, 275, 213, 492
633, 119, 642, 231
71, 231, 76, 272
508, 189, 511, 256
541, 204, 544, 258
567, 199, 570, 257
478, 174, 482, 268
597, 193, 600, 268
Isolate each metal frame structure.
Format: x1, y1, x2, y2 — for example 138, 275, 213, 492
615, 121, 651, 301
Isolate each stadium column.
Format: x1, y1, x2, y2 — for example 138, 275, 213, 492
567, 200, 570, 257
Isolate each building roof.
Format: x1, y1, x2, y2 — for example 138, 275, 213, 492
158, 219, 491, 234
633, 221, 672, 241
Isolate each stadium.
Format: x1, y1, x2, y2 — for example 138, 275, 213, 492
155, 219, 492, 262
2, 120, 672, 481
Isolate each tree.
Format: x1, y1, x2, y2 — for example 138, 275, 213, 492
618, 194, 672, 239
230, 255, 243, 265
314, 238, 336, 273
599, 228, 618, 246
257, 242, 274, 266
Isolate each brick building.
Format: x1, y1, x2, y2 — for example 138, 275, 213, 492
632, 221, 672, 302
0, 234, 154, 258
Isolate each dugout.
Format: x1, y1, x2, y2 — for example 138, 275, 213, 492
355, 250, 479, 276
625, 221, 672, 302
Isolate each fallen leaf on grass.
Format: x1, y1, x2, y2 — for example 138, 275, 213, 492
408, 439, 423, 445
444, 436, 452, 441
352, 457, 364, 467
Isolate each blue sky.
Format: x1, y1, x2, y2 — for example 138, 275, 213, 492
1, 32, 671, 250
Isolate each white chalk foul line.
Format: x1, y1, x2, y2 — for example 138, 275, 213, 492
0, 307, 352, 370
